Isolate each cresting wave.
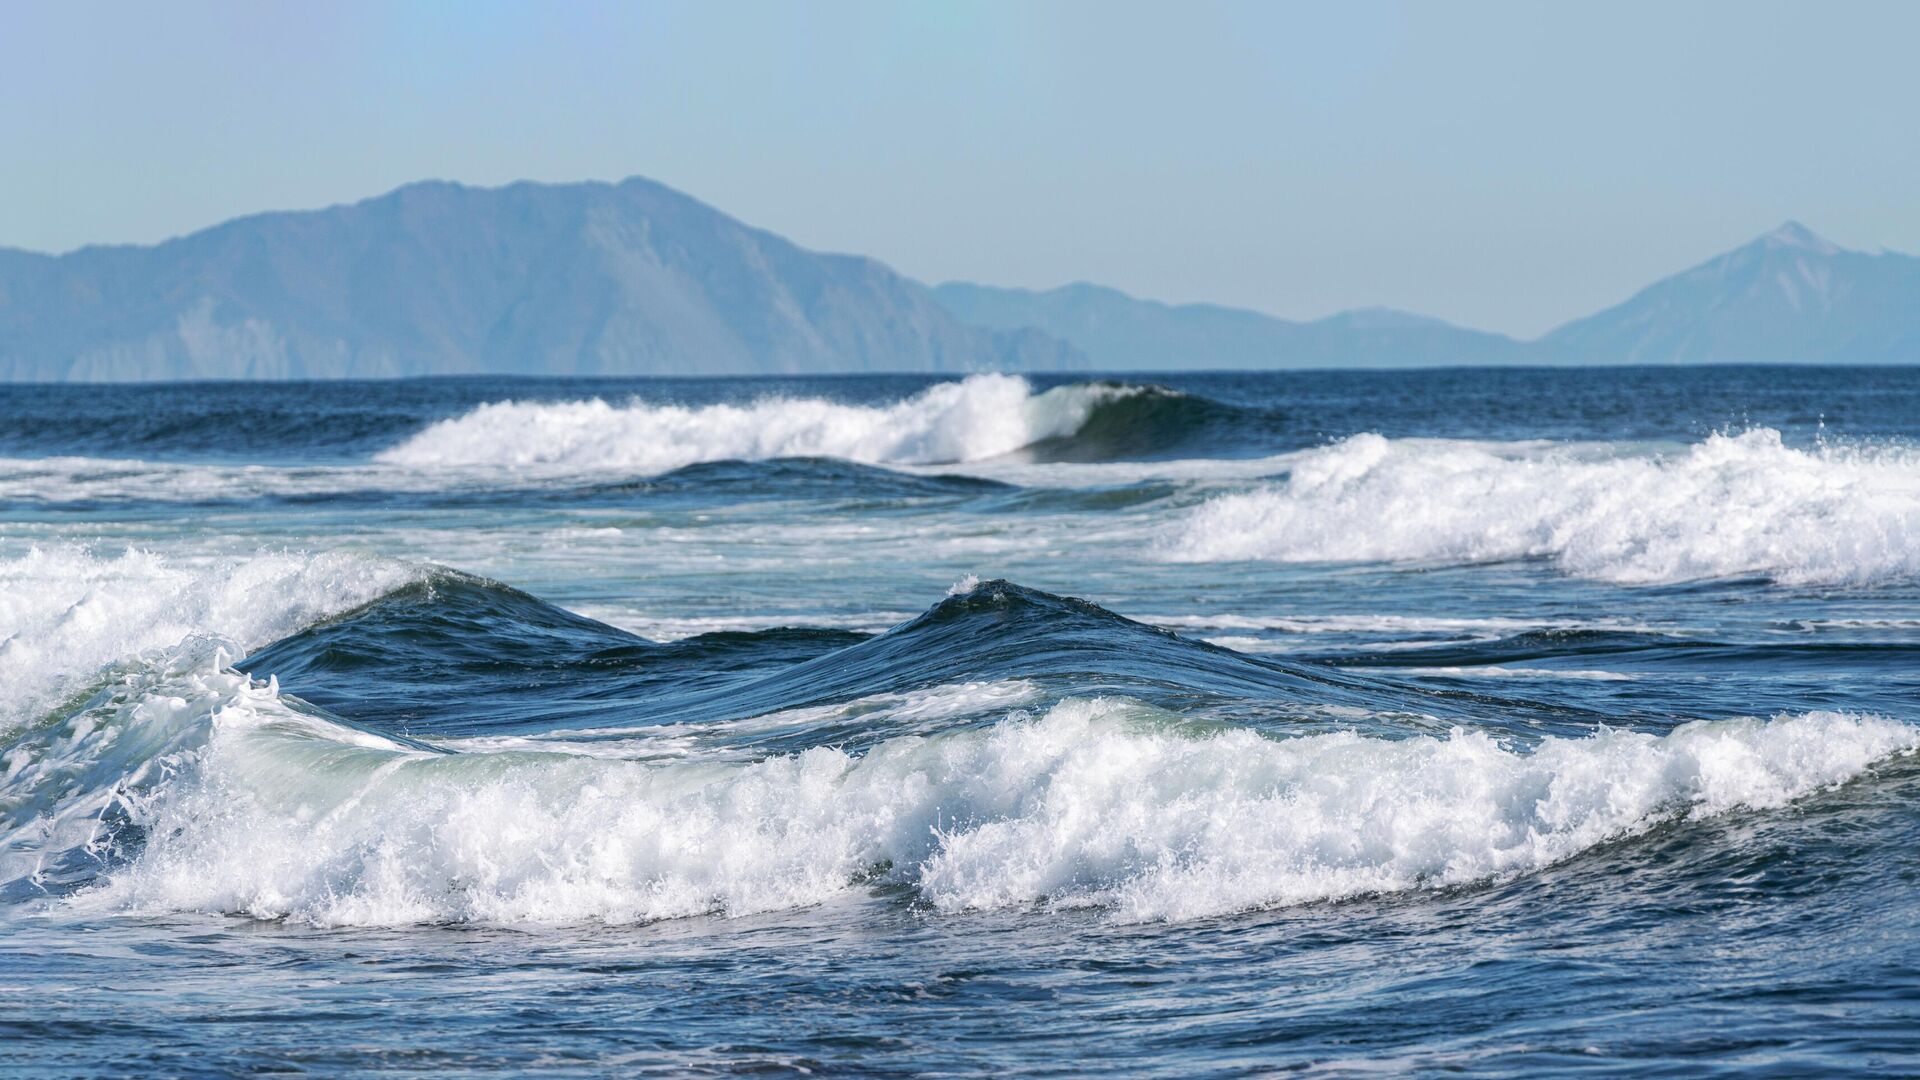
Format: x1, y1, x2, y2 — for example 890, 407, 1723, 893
25, 671, 1913, 926
1, 570, 1910, 926
0, 546, 421, 733
377, 374, 1153, 471
1165, 429, 1920, 585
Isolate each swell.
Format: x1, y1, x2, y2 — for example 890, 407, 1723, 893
0, 455, 1018, 513
240, 577, 1434, 746
0, 383, 436, 462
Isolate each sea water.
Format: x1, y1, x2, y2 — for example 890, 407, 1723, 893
3, 366, 1918, 1075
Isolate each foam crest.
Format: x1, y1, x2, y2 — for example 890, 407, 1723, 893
65, 693, 1914, 926
377, 375, 1133, 472
0, 546, 420, 732
1164, 429, 1920, 585
0, 652, 412, 896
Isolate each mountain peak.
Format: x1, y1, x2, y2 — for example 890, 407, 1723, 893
1759, 220, 1840, 256
1541, 217, 1920, 362
1313, 306, 1450, 331
0, 176, 1090, 380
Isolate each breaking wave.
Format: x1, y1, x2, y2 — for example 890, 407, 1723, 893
30, 670, 1915, 926
379, 374, 1110, 470
1164, 429, 1920, 585
0, 546, 421, 734
375, 375, 1258, 472
2, 570, 1911, 926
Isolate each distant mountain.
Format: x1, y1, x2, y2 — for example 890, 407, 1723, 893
930, 282, 1529, 370
3, 188, 1914, 382
0, 178, 1084, 381
936, 223, 1920, 368
1539, 222, 1920, 364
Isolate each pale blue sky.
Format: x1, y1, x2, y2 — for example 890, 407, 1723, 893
5, 0, 1916, 336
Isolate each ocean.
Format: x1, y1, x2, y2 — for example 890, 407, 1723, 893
3, 366, 1918, 1076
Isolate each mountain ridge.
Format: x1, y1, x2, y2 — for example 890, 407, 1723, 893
0, 177, 1086, 381
935, 221, 1918, 369
1, 177, 1914, 380
930, 281, 1532, 370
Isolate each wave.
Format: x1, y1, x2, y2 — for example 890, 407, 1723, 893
1012, 382, 1279, 462
237, 577, 1402, 747
0, 378, 1285, 509
4, 568, 1913, 925
0, 546, 421, 734
25, 664, 1912, 925
375, 375, 1257, 472
1163, 429, 1920, 586
8, 566, 1913, 926
0, 454, 1018, 511
0, 572, 1439, 901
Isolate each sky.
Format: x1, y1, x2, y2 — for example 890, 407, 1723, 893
4, 1, 1917, 338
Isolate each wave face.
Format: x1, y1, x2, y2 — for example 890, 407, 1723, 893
1165, 429, 1920, 585
235, 577, 1402, 747
377, 374, 1145, 471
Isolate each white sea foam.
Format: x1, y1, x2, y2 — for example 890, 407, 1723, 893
0, 653, 412, 893
0, 546, 420, 732
1164, 429, 1920, 585
52, 684, 1915, 926
377, 374, 1133, 472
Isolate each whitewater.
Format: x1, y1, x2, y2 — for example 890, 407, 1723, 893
1165, 428, 1920, 585
4, 366, 1919, 1076
376, 373, 1139, 470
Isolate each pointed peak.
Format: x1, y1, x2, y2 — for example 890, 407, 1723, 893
1759, 220, 1840, 255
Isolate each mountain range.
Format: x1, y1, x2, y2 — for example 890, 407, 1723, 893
0, 177, 1913, 380
937, 221, 1920, 369
930, 284, 1532, 370
0, 178, 1082, 381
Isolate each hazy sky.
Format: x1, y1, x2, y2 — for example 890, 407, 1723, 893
5, 0, 1917, 337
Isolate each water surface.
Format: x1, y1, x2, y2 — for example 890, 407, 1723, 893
4, 366, 1918, 1075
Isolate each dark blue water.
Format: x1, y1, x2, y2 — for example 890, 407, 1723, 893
3, 366, 1918, 1075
